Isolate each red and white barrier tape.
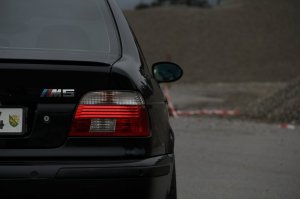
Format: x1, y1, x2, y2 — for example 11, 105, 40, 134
176, 109, 240, 116
163, 85, 239, 117
279, 123, 296, 130
163, 85, 178, 118
163, 86, 297, 130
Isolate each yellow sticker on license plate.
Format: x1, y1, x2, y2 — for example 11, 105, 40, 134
0, 108, 24, 134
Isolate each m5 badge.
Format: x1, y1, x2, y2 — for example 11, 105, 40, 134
41, 89, 75, 98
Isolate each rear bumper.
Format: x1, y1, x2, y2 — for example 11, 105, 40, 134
0, 154, 174, 199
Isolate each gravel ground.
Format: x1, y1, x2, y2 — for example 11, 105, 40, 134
245, 77, 300, 124
167, 79, 300, 124
126, 0, 300, 83
167, 82, 285, 110
172, 117, 300, 199
126, 0, 300, 123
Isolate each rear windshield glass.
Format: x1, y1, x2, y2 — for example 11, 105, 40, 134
0, 0, 120, 63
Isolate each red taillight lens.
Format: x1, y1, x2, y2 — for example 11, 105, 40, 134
69, 91, 150, 137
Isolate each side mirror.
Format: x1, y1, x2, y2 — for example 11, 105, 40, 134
152, 62, 183, 83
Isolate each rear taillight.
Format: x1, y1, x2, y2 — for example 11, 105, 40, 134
69, 91, 150, 137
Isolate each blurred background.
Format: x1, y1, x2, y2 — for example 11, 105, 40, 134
117, 0, 300, 198
117, 0, 300, 123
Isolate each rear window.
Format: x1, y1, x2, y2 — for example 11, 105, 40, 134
0, 0, 120, 63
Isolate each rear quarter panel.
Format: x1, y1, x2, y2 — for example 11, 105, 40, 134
108, 0, 175, 156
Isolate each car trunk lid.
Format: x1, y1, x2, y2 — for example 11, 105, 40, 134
0, 62, 111, 148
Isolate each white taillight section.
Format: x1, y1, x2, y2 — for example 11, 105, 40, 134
89, 119, 116, 132
69, 91, 150, 137
80, 91, 145, 105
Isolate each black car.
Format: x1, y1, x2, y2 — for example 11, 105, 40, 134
0, 0, 183, 199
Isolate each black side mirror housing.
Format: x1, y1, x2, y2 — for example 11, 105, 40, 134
152, 62, 183, 83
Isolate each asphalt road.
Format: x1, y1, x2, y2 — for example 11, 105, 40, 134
171, 117, 300, 199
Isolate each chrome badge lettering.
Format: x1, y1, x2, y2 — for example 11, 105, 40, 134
41, 89, 75, 98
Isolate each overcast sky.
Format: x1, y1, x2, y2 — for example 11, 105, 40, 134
116, 0, 154, 9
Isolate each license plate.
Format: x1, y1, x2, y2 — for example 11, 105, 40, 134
0, 108, 25, 135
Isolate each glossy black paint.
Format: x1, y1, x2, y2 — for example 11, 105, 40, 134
108, 0, 174, 157
0, 155, 175, 199
0, 0, 178, 198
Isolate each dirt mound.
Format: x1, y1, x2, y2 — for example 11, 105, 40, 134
244, 77, 300, 124
125, 0, 300, 83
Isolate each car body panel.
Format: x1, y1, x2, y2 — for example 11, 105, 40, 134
0, 155, 174, 199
